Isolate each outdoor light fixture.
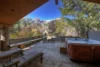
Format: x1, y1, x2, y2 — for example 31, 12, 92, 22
55, 0, 58, 5
0, 30, 5, 41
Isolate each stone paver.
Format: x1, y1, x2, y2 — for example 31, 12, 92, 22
24, 41, 100, 67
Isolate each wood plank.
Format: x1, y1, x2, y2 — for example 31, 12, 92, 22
0, 0, 48, 26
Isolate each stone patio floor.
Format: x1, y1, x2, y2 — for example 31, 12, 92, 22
24, 41, 100, 67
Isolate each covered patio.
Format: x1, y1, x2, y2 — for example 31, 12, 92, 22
0, 0, 100, 67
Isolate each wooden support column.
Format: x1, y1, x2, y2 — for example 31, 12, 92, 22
0, 25, 10, 51
0, 26, 2, 51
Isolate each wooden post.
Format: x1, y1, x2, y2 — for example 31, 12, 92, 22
0, 26, 2, 51
0, 25, 10, 51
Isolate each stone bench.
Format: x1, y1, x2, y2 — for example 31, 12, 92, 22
3, 51, 43, 67
0, 48, 23, 63
3, 60, 20, 67
19, 52, 43, 67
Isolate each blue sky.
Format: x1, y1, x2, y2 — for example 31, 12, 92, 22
24, 0, 63, 21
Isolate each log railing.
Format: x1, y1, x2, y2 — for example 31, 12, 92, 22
9, 36, 44, 49
9, 36, 42, 44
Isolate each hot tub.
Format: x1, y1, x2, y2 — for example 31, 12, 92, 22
66, 38, 100, 62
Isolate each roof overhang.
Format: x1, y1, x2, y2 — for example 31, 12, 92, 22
0, 0, 48, 26
84, 0, 100, 4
